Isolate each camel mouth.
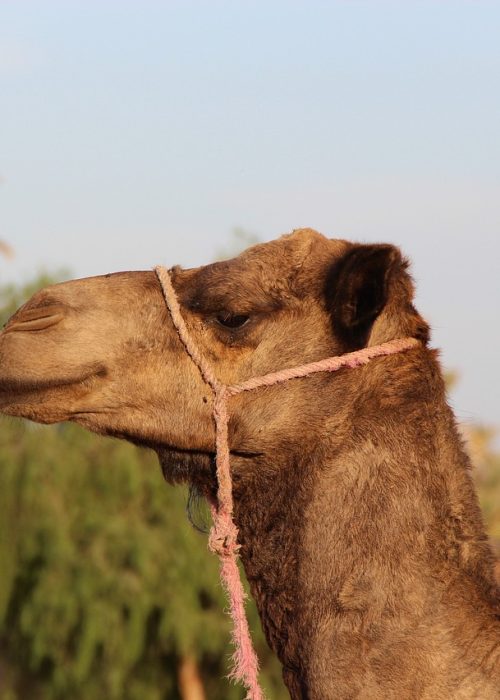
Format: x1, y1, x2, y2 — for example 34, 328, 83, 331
0, 365, 107, 419
3, 305, 66, 333
0, 372, 98, 394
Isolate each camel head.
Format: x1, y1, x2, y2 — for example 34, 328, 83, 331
0, 229, 428, 495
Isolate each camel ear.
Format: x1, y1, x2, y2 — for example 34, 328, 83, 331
326, 244, 406, 349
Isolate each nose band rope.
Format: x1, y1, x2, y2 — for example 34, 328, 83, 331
155, 265, 420, 700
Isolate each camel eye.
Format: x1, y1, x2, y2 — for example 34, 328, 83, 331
216, 313, 250, 329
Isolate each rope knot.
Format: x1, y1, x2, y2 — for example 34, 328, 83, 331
208, 513, 241, 556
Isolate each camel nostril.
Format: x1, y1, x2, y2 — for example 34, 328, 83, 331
3, 305, 66, 333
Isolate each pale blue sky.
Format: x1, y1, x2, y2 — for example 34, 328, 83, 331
1, 1, 499, 432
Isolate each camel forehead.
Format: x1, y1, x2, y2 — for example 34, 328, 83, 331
178, 229, 349, 312
239, 228, 347, 269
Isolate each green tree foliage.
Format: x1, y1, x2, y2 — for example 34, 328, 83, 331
0, 274, 287, 700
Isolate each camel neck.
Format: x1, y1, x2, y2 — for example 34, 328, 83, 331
232, 395, 500, 699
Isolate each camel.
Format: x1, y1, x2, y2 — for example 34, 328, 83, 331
0, 228, 499, 699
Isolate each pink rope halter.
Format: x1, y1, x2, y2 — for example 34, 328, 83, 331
155, 265, 420, 700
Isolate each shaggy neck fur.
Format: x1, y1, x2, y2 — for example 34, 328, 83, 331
231, 350, 500, 700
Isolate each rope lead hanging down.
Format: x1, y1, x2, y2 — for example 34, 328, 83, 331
155, 265, 420, 700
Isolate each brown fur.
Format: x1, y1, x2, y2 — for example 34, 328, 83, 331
0, 229, 499, 698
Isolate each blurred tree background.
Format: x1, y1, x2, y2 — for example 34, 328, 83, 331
0, 242, 499, 699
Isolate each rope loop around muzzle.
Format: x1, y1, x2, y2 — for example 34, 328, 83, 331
155, 265, 420, 700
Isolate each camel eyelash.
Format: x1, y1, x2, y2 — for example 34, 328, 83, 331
215, 313, 250, 330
